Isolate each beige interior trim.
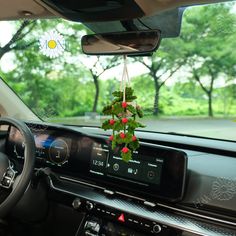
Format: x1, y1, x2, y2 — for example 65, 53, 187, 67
0, 0, 52, 21
0, 104, 7, 117
0, 0, 232, 21
0, 79, 39, 121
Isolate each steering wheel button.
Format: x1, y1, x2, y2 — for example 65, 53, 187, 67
6, 170, 14, 178
2, 177, 11, 187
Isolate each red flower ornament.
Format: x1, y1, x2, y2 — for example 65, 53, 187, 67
109, 119, 115, 125
120, 132, 126, 139
122, 118, 128, 124
122, 147, 129, 153
122, 102, 128, 108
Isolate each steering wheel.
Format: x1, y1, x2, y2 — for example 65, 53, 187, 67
0, 117, 35, 218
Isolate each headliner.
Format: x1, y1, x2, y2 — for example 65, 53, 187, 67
0, 0, 231, 21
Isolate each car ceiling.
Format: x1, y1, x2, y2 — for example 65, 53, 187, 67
0, 0, 231, 21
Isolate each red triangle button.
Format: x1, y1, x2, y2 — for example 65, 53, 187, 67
118, 213, 125, 222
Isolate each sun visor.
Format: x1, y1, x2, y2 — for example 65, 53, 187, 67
35, 0, 146, 22
84, 8, 185, 38
35, 0, 184, 38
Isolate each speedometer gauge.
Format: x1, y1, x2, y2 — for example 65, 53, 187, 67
49, 139, 69, 165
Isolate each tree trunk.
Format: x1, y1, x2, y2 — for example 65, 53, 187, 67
92, 75, 99, 113
208, 91, 213, 117
193, 69, 215, 118
0, 49, 8, 60
153, 76, 160, 116
0, 20, 35, 61
207, 73, 215, 117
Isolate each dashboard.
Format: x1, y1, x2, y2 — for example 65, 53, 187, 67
4, 123, 236, 236
7, 125, 187, 202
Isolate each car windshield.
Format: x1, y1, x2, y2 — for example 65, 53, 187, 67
0, 2, 236, 141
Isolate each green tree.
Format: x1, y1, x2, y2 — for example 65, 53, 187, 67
135, 39, 186, 116
2, 19, 88, 117
179, 3, 236, 117
0, 20, 36, 60
86, 56, 120, 113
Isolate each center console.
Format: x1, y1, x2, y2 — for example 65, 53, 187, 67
72, 198, 181, 236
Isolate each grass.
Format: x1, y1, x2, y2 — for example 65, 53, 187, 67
48, 115, 236, 126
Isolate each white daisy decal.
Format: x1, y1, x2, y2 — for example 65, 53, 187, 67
39, 30, 65, 58
211, 178, 236, 201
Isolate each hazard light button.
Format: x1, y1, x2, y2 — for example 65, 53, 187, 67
117, 213, 125, 222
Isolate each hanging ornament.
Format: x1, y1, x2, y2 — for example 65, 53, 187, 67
101, 55, 145, 162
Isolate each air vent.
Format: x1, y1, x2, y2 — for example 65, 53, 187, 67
37, 0, 145, 22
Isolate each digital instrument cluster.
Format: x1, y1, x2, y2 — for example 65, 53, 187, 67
7, 124, 187, 202
7, 126, 72, 165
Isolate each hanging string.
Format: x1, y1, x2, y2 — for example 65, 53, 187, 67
120, 56, 126, 92
125, 57, 130, 86
120, 55, 130, 102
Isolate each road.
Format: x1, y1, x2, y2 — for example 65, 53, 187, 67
142, 118, 236, 141
51, 117, 236, 141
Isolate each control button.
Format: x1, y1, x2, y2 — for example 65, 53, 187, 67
86, 201, 94, 211
117, 213, 125, 222
72, 198, 82, 209
84, 220, 100, 233
144, 201, 156, 208
104, 189, 115, 195
113, 163, 119, 171
133, 220, 139, 224
6, 170, 14, 178
153, 224, 161, 234
147, 171, 155, 180
127, 168, 138, 175
1, 177, 11, 187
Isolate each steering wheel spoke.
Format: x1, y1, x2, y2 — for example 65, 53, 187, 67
0, 167, 17, 189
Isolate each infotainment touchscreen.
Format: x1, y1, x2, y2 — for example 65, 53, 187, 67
89, 141, 187, 201
90, 144, 163, 186
107, 153, 163, 186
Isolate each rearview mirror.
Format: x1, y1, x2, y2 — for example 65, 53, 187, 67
81, 30, 161, 56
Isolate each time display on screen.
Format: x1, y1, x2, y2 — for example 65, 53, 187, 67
89, 143, 163, 186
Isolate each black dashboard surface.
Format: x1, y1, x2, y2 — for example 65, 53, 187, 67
5, 122, 236, 221
7, 125, 187, 202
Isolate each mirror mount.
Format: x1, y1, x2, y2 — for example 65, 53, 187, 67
121, 20, 139, 31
